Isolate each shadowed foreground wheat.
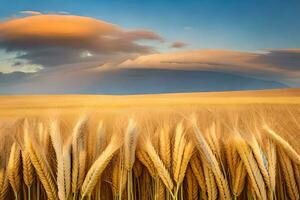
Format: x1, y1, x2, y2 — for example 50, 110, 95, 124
0, 106, 299, 200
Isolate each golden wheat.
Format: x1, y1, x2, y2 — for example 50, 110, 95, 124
0, 105, 299, 200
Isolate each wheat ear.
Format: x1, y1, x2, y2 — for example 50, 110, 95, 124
81, 135, 122, 198
0, 169, 9, 200
136, 149, 156, 177
7, 142, 21, 197
157, 179, 165, 200
112, 155, 126, 196
28, 137, 58, 200
293, 163, 300, 194
233, 135, 267, 200
159, 125, 171, 169
278, 149, 299, 200
186, 166, 199, 200
50, 119, 72, 200
190, 155, 206, 196
173, 122, 185, 177
232, 160, 247, 197
265, 138, 276, 198
63, 141, 72, 199
78, 150, 87, 190
191, 119, 231, 200
177, 141, 195, 185
249, 135, 270, 189
72, 116, 88, 193
186, 166, 194, 200
173, 133, 186, 184
0, 170, 4, 192
124, 118, 138, 170
144, 138, 174, 194
225, 138, 238, 181
263, 124, 300, 165
203, 162, 218, 200
207, 122, 221, 159
22, 119, 35, 188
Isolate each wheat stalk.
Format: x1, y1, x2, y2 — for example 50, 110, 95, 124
133, 159, 143, 178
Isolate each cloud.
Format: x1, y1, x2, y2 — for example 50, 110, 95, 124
0, 14, 162, 68
0, 14, 299, 87
252, 49, 300, 70
118, 49, 300, 85
20, 11, 42, 15
170, 41, 188, 48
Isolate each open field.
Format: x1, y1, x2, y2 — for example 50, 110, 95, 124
0, 89, 299, 200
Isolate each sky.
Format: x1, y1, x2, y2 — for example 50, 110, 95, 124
0, 0, 299, 93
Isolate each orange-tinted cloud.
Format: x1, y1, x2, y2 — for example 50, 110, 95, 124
170, 41, 188, 48
119, 49, 300, 84
119, 50, 258, 70
0, 14, 162, 67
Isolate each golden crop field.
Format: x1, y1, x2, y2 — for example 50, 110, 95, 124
0, 89, 299, 200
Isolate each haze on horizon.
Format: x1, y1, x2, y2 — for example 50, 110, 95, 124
0, 0, 299, 94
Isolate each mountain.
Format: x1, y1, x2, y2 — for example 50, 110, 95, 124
0, 68, 288, 94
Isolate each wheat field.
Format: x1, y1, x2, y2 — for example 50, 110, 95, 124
0, 89, 300, 200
